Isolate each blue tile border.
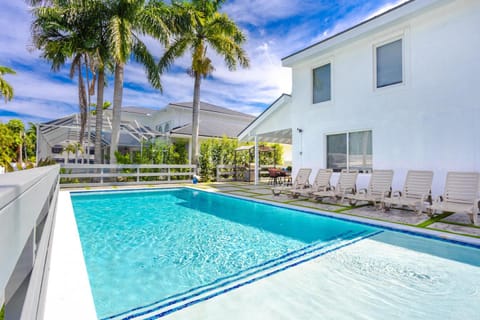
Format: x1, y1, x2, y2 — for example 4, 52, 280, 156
69, 186, 480, 319
102, 230, 374, 320
193, 187, 480, 249
115, 231, 383, 320
133, 230, 383, 319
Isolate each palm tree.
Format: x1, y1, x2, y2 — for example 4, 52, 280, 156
107, 0, 170, 164
0, 66, 16, 102
159, 0, 249, 170
32, 0, 118, 164
31, 1, 101, 146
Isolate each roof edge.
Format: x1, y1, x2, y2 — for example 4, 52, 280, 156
237, 94, 292, 140
281, 0, 437, 66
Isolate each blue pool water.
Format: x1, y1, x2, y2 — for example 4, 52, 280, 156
71, 188, 480, 319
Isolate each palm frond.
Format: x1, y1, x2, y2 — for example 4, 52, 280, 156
132, 38, 162, 90
158, 37, 191, 73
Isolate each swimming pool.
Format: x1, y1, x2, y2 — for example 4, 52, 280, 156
71, 188, 480, 319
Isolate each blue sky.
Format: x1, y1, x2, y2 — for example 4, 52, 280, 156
0, 0, 407, 125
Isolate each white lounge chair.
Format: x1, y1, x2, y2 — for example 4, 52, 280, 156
290, 169, 333, 198
382, 170, 433, 214
347, 170, 394, 207
427, 171, 480, 225
272, 168, 312, 196
311, 170, 358, 202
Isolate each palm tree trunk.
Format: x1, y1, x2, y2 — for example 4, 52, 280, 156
110, 62, 124, 164
191, 71, 201, 172
78, 62, 87, 146
95, 69, 105, 164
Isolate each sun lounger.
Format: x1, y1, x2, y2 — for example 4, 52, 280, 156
347, 170, 393, 207
426, 171, 480, 225
272, 168, 312, 196
382, 170, 433, 214
311, 170, 358, 202
290, 169, 333, 198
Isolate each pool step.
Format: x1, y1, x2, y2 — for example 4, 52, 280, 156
104, 230, 382, 320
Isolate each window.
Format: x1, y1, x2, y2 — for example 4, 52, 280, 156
155, 121, 172, 133
313, 63, 331, 103
51, 146, 63, 154
376, 39, 402, 88
327, 130, 372, 172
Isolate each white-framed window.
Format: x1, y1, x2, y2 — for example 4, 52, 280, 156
313, 63, 331, 104
375, 38, 403, 88
326, 130, 372, 173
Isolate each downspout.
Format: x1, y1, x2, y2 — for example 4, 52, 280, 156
254, 135, 259, 185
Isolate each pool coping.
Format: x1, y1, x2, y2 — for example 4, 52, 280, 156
46, 186, 480, 319
43, 191, 97, 319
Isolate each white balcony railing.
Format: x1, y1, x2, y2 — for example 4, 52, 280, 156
0, 165, 59, 319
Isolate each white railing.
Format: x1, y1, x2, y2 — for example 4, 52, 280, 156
60, 164, 196, 187
0, 165, 59, 319
216, 164, 273, 182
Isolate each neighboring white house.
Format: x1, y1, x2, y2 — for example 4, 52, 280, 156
38, 101, 254, 163
239, 0, 480, 195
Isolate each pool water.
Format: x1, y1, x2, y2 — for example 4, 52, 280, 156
71, 188, 480, 319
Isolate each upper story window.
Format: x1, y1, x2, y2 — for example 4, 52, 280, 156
313, 63, 331, 103
376, 39, 403, 88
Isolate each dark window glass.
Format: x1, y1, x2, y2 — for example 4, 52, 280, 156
376, 39, 402, 88
313, 63, 331, 103
327, 133, 346, 172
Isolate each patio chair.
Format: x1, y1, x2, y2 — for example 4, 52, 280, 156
382, 170, 433, 214
346, 170, 394, 207
426, 171, 480, 225
311, 169, 358, 202
272, 168, 312, 196
290, 169, 333, 198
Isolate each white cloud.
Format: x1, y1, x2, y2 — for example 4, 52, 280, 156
0, 0, 409, 126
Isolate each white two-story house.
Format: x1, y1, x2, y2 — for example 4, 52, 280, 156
239, 0, 480, 195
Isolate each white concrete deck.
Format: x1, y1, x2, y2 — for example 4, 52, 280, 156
43, 191, 97, 319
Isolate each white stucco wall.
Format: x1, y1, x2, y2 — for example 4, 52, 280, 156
288, 0, 480, 195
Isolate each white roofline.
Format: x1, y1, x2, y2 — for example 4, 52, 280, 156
238, 94, 291, 141
282, 0, 452, 67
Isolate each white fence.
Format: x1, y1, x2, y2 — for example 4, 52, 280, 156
60, 164, 196, 187
0, 165, 59, 319
216, 164, 273, 182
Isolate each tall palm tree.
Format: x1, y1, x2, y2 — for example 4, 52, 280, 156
0, 66, 16, 102
159, 0, 249, 170
107, 0, 169, 164
31, 1, 100, 145
32, 0, 114, 163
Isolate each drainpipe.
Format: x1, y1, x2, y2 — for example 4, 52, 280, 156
254, 135, 259, 185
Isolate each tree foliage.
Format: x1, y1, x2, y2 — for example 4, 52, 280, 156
158, 0, 250, 168
198, 137, 284, 182
0, 120, 36, 169
0, 66, 16, 102
115, 139, 189, 165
